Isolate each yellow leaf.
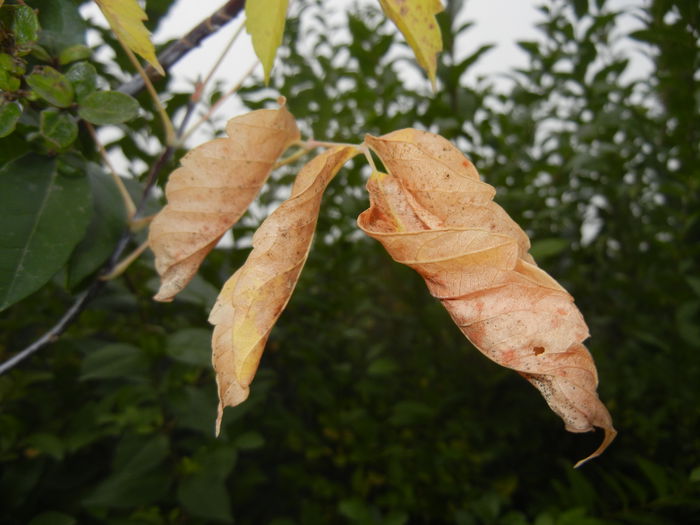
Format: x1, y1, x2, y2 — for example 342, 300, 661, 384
95, 0, 164, 75
148, 101, 300, 301
245, 0, 289, 85
379, 0, 444, 89
358, 129, 616, 466
210, 146, 358, 434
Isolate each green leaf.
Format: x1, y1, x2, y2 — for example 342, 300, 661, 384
58, 44, 91, 65
245, 0, 288, 84
572, 0, 589, 19
234, 431, 265, 450
0, 102, 22, 138
676, 301, 700, 347
177, 475, 233, 522
28, 512, 76, 525
66, 165, 127, 288
31, 0, 86, 54
168, 386, 217, 434
65, 61, 97, 101
114, 434, 169, 476
26, 66, 74, 108
79, 343, 149, 381
12, 5, 40, 47
0, 53, 23, 91
83, 435, 170, 509
529, 238, 569, 260
39, 108, 78, 148
166, 328, 212, 366
177, 447, 236, 522
0, 155, 91, 311
367, 357, 398, 375
25, 433, 64, 460
78, 91, 139, 125
194, 446, 237, 480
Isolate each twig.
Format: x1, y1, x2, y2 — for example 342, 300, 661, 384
118, 0, 246, 97
0, 288, 97, 375
180, 60, 259, 144
200, 21, 246, 95
101, 240, 150, 281
119, 40, 176, 146
84, 121, 136, 218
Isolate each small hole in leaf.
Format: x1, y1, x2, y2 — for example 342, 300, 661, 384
533, 346, 545, 355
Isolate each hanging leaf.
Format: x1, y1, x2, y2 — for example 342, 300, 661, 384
148, 101, 300, 301
245, 0, 288, 84
378, 0, 444, 89
210, 146, 358, 434
357, 129, 616, 466
94, 0, 164, 76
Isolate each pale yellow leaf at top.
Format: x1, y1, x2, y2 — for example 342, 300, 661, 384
379, 0, 444, 89
245, 0, 288, 84
210, 146, 359, 434
94, 0, 164, 75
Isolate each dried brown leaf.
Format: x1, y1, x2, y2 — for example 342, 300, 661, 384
148, 102, 300, 301
358, 129, 616, 466
210, 146, 358, 434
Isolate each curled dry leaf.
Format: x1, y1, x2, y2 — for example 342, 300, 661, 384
148, 102, 300, 301
209, 146, 358, 434
358, 129, 616, 466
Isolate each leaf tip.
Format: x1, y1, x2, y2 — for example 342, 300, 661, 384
573, 425, 617, 468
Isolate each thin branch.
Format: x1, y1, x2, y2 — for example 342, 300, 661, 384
118, 0, 246, 97
180, 60, 258, 144
200, 21, 246, 96
100, 240, 150, 281
0, 288, 98, 375
273, 146, 311, 169
119, 40, 176, 146
84, 121, 136, 218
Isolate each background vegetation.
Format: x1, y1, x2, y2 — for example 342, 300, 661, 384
1, 0, 699, 523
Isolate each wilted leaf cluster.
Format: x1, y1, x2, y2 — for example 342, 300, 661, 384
0, 0, 699, 524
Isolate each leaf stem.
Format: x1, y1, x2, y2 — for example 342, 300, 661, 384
119, 36, 176, 146
273, 147, 311, 169
100, 239, 150, 281
361, 144, 378, 172
84, 121, 136, 219
199, 22, 246, 99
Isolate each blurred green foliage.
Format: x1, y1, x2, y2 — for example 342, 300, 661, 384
1, 0, 699, 523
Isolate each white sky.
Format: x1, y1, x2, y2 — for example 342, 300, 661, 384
80, 0, 651, 149
155, 0, 544, 95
